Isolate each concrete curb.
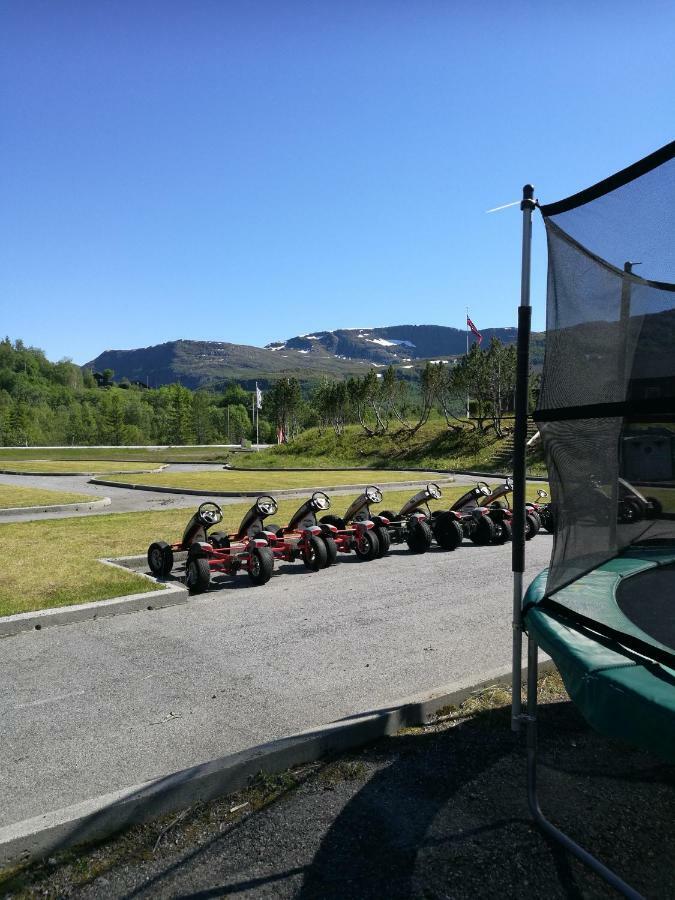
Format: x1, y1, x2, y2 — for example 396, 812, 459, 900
0, 466, 167, 477
0, 558, 187, 639
88, 477, 456, 497
0, 658, 556, 868
0, 497, 112, 518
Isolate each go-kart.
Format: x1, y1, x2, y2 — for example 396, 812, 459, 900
319, 485, 388, 560
617, 478, 662, 523
379, 484, 440, 554
147, 499, 275, 594
430, 482, 495, 549
526, 488, 554, 533
477, 477, 541, 540
258, 491, 337, 570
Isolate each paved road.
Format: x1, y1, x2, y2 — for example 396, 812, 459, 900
0, 469, 482, 522
0, 535, 552, 828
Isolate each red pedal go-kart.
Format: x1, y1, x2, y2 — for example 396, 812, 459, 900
379, 483, 440, 554
147, 499, 276, 593
319, 485, 389, 560
479, 476, 541, 540
260, 491, 337, 570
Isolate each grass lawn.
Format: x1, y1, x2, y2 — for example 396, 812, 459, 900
100, 469, 455, 492
0, 481, 548, 618
0, 447, 234, 463
0, 484, 94, 509
0, 460, 165, 474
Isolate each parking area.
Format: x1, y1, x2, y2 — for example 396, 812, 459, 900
1, 535, 551, 829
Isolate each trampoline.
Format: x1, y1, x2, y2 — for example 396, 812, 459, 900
510, 141, 675, 899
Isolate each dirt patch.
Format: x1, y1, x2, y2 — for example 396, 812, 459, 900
2, 673, 673, 899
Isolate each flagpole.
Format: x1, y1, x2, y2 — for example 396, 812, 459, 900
466, 307, 470, 419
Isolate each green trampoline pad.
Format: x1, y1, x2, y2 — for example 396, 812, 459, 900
523, 547, 675, 762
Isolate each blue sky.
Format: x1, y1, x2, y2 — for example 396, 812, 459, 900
2, 1, 673, 364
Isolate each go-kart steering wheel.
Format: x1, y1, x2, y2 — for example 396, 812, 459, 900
198, 501, 223, 527
255, 495, 278, 517
426, 483, 442, 500
365, 485, 382, 504
505, 476, 513, 490
311, 491, 331, 511
537, 488, 548, 499
477, 481, 491, 496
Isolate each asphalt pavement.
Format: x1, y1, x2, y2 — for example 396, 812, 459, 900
0, 535, 552, 830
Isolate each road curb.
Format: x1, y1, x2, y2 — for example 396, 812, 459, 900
0, 497, 112, 518
88, 477, 456, 497
0, 558, 187, 639
0, 659, 555, 867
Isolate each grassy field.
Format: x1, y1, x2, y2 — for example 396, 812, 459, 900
0, 447, 234, 463
232, 422, 547, 476
0, 460, 165, 474
0, 482, 548, 617
100, 469, 455, 492
0, 484, 94, 509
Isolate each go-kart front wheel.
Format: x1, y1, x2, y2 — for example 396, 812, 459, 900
373, 525, 390, 557
525, 512, 540, 540
148, 541, 174, 578
354, 529, 379, 561
470, 516, 495, 546
302, 534, 328, 571
406, 519, 433, 554
322, 535, 338, 567
247, 546, 274, 585
186, 556, 211, 594
432, 513, 463, 551
492, 519, 512, 544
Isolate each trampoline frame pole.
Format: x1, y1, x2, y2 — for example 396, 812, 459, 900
511, 184, 535, 731
525, 632, 644, 899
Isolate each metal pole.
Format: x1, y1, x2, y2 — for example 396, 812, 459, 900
511, 184, 535, 731
466, 307, 470, 418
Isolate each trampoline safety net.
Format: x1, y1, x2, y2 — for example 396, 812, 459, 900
536, 141, 675, 596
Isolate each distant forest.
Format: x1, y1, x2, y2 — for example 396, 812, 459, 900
0, 337, 535, 446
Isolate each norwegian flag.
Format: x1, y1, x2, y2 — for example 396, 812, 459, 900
466, 315, 483, 346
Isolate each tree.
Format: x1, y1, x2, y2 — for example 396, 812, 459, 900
102, 368, 114, 386
167, 384, 194, 444
266, 378, 301, 441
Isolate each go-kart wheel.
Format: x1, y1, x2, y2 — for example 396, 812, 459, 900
147, 541, 174, 577
186, 557, 211, 594
302, 534, 328, 571
322, 535, 338, 567
539, 507, 555, 533
354, 529, 379, 561
247, 546, 274, 585
432, 513, 463, 551
525, 512, 539, 540
618, 498, 642, 524
471, 515, 495, 546
406, 519, 433, 554
320, 514, 346, 530
493, 519, 512, 544
209, 531, 229, 549
373, 525, 390, 557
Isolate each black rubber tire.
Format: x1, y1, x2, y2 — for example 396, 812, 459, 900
185, 556, 211, 594
147, 541, 173, 577
373, 525, 391, 557
302, 534, 328, 571
247, 546, 274, 585
618, 498, 642, 524
527, 509, 542, 535
539, 507, 555, 533
209, 531, 229, 549
525, 512, 539, 541
492, 518, 512, 544
379, 510, 398, 522
354, 529, 380, 561
406, 519, 433, 554
645, 497, 662, 518
471, 516, 495, 546
320, 514, 346, 529
432, 513, 463, 551
322, 535, 338, 567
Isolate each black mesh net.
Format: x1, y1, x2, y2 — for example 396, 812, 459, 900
536, 142, 675, 596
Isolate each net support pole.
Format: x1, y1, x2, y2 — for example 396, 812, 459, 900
511, 184, 535, 731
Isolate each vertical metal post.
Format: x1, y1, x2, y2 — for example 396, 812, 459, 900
511, 184, 536, 730
609, 262, 635, 549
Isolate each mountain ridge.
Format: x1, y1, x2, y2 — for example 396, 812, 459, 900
85, 323, 539, 389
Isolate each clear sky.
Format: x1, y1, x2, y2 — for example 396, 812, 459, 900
2, 0, 673, 364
